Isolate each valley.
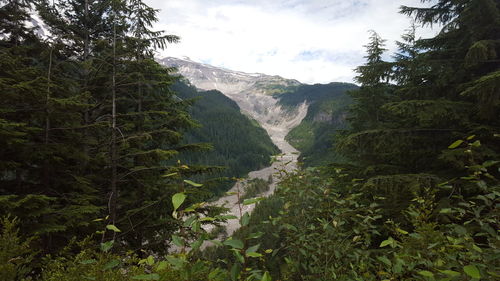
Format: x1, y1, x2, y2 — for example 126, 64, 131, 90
160, 57, 309, 236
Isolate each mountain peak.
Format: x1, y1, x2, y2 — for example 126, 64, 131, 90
157, 57, 301, 96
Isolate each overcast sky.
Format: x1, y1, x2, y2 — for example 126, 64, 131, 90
145, 0, 437, 84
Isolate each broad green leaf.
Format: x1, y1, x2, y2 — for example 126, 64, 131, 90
224, 238, 244, 249
166, 256, 185, 269
246, 252, 263, 258
377, 256, 391, 266
172, 192, 186, 212
106, 224, 121, 232
216, 215, 238, 220
80, 259, 97, 265
146, 255, 154, 266
103, 259, 120, 270
246, 244, 260, 255
448, 140, 463, 149
241, 212, 250, 226
247, 231, 264, 239
209, 239, 223, 246
199, 217, 215, 221
463, 265, 480, 279
156, 261, 168, 271
132, 274, 160, 280
183, 179, 203, 187
418, 270, 434, 278
243, 197, 263, 205
380, 237, 394, 247
396, 228, 408, 235
438, 270, 460, 277
439, 208, 453, 214
230, 263, 241, 281
100, 240, 114, 252
261, 271, 272, 281
232, 249, 245, 263
190, 239, 203, 251
171, 235, 184, 247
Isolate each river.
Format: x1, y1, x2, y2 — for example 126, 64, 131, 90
204, 93, 308, 237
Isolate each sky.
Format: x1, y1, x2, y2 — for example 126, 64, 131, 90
145, 0, 438, 84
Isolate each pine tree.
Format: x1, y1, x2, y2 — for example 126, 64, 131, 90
347, 30, 393, 132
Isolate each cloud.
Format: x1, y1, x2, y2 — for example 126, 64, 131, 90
145, 0, 437, 84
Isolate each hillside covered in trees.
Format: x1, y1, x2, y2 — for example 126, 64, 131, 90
1, 0, 499, 281
279, 82, 357, 166
172, 81, 279, 196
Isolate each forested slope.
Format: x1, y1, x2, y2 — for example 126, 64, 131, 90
280, 82, 357, 166
171, 81, 279, 195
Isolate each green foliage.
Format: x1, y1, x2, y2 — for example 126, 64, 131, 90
0, 216, 36, 281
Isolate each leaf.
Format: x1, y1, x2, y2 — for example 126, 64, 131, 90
395, 228, 408, 235
162, 172, 177, 177
243, 197, 263, 205
241, 212, 250, 227
230, 263, 241, 281
418, 270, 434, 278
246, 244, 260, 255
448, 140, 463, 149
183, 179, 203, 187
377, 256, 392, 266
216, 215, 238, 220
172, 193, 186, 212
438, 270, 460, 277
223, 238, 244, 249
146, 255, 155, 266
166, 256, 185, 269
380, 237, 394, 248
232, 249, 245, 263
132, 274, 160, 280
247, 231, 264, 239
439, 208, 453, 214
463, 265, 481, 279
106, 224, 121, 232
261, 271, 272, 281
209, 239, 223, 246
246, 252, 263, 258
103, 259, 120, 270
171, 235, 184, 247
156, 261, 168, 271
100, 240, 114, 252
80, 259, 97, 265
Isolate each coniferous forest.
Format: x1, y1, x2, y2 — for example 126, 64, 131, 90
1, 0, 499, 281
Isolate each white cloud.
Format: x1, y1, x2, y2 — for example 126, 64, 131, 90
145, 0, 438, 84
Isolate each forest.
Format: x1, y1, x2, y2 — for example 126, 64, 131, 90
1, 0, 499, 280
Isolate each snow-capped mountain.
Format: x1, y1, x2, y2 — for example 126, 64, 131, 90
158, 57, 301, 95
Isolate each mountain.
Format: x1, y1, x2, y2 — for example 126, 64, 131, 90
159, 56, 358, 167
159, 57, 300, 96
158, 57, 308, 161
